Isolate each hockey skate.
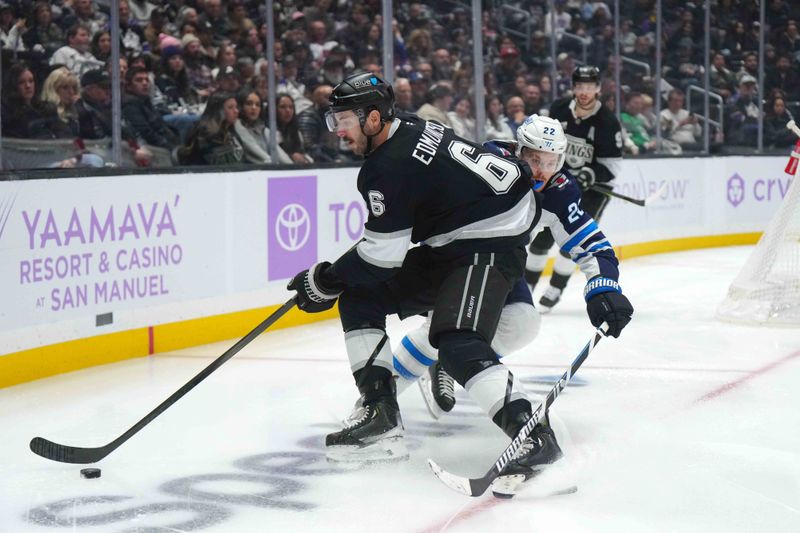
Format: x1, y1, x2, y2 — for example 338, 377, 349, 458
538, 286, 562, 313
326, 395, 408, 462
418, 362, 455, 419
491, 415, 564, 498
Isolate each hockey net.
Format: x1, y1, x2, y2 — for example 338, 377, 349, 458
716, 151, 800, 326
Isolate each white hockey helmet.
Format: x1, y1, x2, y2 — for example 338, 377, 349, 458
515, 114, 567, 173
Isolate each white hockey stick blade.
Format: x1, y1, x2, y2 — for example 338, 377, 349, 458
788, 120, 800, 138
644, 181, 669, 205
427, 458, 473, 496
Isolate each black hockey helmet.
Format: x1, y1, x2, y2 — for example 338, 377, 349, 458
326, 71, 396, 130
572, 65, 600, 86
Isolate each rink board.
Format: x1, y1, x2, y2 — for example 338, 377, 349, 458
0, 156, 791, 386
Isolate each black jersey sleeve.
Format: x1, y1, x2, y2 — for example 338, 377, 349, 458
329, 155, 419, 287
590, 108, 623, 184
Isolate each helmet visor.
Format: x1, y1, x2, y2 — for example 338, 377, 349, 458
324, 109, 360, 132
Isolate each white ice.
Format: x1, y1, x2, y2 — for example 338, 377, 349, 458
1, 246, 799, 533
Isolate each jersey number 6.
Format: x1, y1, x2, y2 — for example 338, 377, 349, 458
448, 141, 522, 194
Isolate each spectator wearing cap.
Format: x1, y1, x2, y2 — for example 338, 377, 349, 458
182, 33, 213, 96
1, 62, 72, 139
60, 0, 108, 39
554, 53, 575, 97
494, 45, 527, 100
76, 67, 153, 165
41, 67, 81, 137
50, 24, 105, 78
22, 2, 65, 57
123, 66, 178, 149
318, 56, 346, 87
128, 0, 157, 25
417, 83, 454, 128
725, 74, 760, 147
216, 66, 242, 94
407, 71, 428, 109
175, 6, 198, 33
297, 84, 341, 163
157, 45, 202, 142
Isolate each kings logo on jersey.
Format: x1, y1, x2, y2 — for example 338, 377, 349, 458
564, 133, 594, 169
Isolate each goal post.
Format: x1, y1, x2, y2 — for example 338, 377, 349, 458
716, 138, 800, 326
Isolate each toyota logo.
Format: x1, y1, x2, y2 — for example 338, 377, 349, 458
275, 203, 311, 251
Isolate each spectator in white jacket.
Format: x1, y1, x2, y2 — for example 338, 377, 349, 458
50, 24, 104, 78
659, 88, 702, 150
484, 94, 515, 141
447, 95, 476, 142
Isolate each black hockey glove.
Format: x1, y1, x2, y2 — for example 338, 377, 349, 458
287, 262, 342, 313
508, 156, 533, 183
575, 166, 596, 191
584, 277, 634, 338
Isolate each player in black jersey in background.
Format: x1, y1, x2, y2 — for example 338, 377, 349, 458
526, 65, 624, 312
286, 71, 546, 465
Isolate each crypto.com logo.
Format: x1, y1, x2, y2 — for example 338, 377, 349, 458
267, 176, 317, 281
275, 203, 311, 251
727, 173, 745, 207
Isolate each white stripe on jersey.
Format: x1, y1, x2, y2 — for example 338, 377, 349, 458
538, 210, 604, 280
356, 228, 413, 268
424, 191, 536, 247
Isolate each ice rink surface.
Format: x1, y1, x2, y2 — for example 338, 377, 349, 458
1, 245, 799, 533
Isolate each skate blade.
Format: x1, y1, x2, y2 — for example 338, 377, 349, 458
417, 373, 443, 420
491, 474, 527, 498
326, 436, 409, 463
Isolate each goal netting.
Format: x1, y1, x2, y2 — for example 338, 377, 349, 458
716, 169, 800, 326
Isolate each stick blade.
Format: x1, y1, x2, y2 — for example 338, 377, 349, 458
427, 458, 486, 497
30, 437, 104, 464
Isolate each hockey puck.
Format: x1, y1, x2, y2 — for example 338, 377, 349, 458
80, 468, 101, 479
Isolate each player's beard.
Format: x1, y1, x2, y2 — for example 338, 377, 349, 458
348, 132, 368, 155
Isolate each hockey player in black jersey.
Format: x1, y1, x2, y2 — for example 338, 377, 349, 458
525, 65, 624, 313
286, 71, 543, 463
382, 114, 633, 496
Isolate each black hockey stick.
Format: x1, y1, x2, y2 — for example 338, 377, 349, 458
590, 181, 667, 207
427, 323, 609, 496
30, 297, 298, 464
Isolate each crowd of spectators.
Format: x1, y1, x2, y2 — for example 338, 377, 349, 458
0, 0, 798, 169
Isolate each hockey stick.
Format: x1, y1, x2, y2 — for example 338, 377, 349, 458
787, 120, 800, 138
427, 323, 609, 497
30, 297, 298, 464
590, 181, 668, 207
